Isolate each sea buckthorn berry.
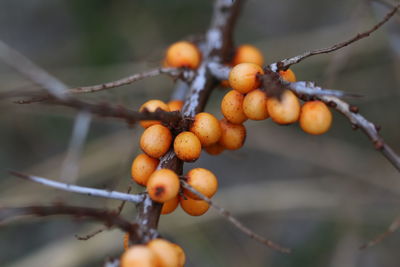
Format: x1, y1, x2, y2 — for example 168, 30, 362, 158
174, 131, 202, 162
243, 89, 269, 120
167, 100, 184, 112
147, 169, 180, 203
300, 101, 332, 135
221, 90, 248, 124
266, 90, 301, 125
148, 239, 181, 267
171, 243, 186, 267
219, 119, 246, 150
232, 44, 264, 66
180, 196, 210, 216
165, 41, 201, 69
279, 69, 296, 83
204, 142, 225, 155
185, 168, 218, 200
161, 195, 179, 215
139, 100, 170, 128
121, 245, 158, 267
131, 154, 159, 186
140, 125, 172, 158
190, 112, 222, 147
228, 63, 264, 94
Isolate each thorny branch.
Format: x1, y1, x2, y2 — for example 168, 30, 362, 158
181, 181, 291, 253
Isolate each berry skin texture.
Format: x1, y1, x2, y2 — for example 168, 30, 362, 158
242, 89, 269, 120
174, 131, 202, 162
185, 168, 218, 200
228, 63, 264, 94
266, 90, 301, 125
221, 90, 248, 124
167, 100, 184, 112
204, 142, 225, 155
161, 195, 179, 215
131, 154, 159, 186
140, 124, 172, 158
180, 196, 210, 216
219, 119, 246, 150
300, 101, 332, 135
171, 243, 186, 267
165, 41, 201, 69
190, 112, 222, 147
148, 239, 182, 267
121, 245, 158, 267
232, 44, 264, 66
139, 100, 170, 128
279, 69, 296, 83
147, 169, 180, 203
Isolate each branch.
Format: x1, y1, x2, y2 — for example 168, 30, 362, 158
270, 3, 400, 71
181, 181, 291, 254
9, 171, 145, 204
360, 215, 400, 249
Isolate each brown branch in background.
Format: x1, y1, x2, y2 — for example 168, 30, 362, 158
0, 205, 142, 243
270, 3, 400, 71
181, 181, 291, 254
360, 215, 400, 249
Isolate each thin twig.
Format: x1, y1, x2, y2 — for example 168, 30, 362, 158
9, 171, 145, 203
360, 215, 400, 249
181, 181, 291, 254
270, 3, 400, 71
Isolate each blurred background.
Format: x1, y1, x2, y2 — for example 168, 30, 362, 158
0, 0, 400, 266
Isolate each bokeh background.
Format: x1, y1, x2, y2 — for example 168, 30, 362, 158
1, 0, 400, 266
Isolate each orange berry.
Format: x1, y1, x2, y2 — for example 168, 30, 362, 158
167, 100, 184, 112
185, 168, 218, 200
161, 195, 179, 215
180, 196, 210, 216
131, 154, 159, 186
279, 69, 296, 83
242, 89, 269, 120
190, 112, 222, 147
165, 41, 201, 69
139, 100, 170, 128
148, 239, 181, 267
299, 101, 332, 135
267, 90, 300, 125
171, 243, 186, 267
121, 245, 158, 267
232, 44, 264, 66
228, 63, 264, 94
174, 131, 202, 162
204, 142, 225, 155
140, 124, 172, 158
219, 119, 246, 150
147, 169, 180, 203
221, 90, 248, 124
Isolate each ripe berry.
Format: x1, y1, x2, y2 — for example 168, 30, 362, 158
147, 169, 180, 203
165, 41, 201, 69
219, 119, 246, 150
174, 131, 202, 162
190, 112, 222, 147
221, 90, 248, 124
204, 142, 225, 155
121, 245, 158, 267
180, 196, 210, 216
161, 195, 179, 215
139, 100, 170, 128
131, 153, 159, 186
167, 100, 184, 112
266, 90, 300, 125
242, 89, 269, 120
299, 101, 332, 135
228, 63, 264, 94
184, 168, 218, 200
171, 243, 186, 267
279, 69, 296, 83
148, 239, 182, 267
232, 44, 264, 66
140, 124, 172, 158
